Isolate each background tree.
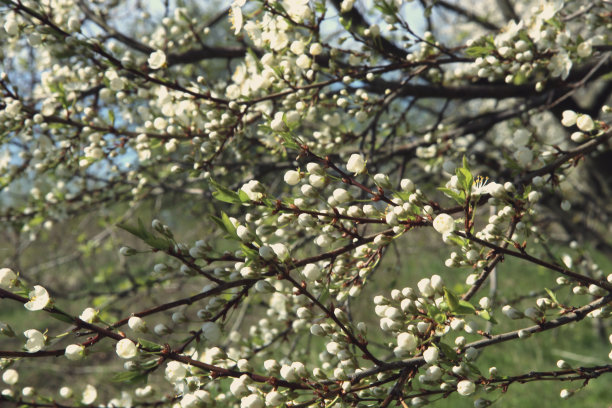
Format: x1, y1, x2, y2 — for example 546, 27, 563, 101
0, 0, 612, 407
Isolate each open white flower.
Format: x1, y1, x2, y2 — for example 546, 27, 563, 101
24, 329, 45, 353
24, 285, 50, 311
0, 268, 17, 288
165, 361, 187, 383
432, 214, 454, 234
148, 50, 166, 70
116, 338, 138, 359
561, 110, 577, 127
230, 0, 247, 35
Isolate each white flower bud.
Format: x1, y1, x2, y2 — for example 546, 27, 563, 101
116, 338, 138, 359
258, 245, 275, 260
423, 346, 439, 364
502, 305, 523, 319
201, 322, 222, 343
59, 387, 73, 398
265, 390, 285, 406
2, 369, 18, 385
457, 380, 475, 396
148, 50, 167, 69
302, 263, 321, 281
128, 316, 147, 332
576, 114, 595, 132
333, 188, 351, 204
284, 170, 301, 185
397, 332, 417, 351
373, 173, 392, 189
465, 347, 479, 360
417, 278, 435, 297
65, 344, 85, 361
346, 154, 366, 174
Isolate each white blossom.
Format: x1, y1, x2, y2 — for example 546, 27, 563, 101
81, 384, 97, 405
24, 329, 45, 353
433, 214, 454, 234
2, 369, 18, 385
457, 380, 475, 396
128, 316, 147, 332
284, 170, 301, 185
79, 307, 97, 323
576, 115, 595, 132
346, 154, 366, 174
116, 338, 138, 359
0, 268, 17, 288
423, 346, 439, 364
65, 344, 85, 361
148, 50, 167, 69
24, 286, 50, 311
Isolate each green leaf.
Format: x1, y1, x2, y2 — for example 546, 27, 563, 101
221, 212, 239, 240
280, 132, 299, 150
465, 45, 494, 58
138, 338, 163, 352
477, 309, 497, 324
210, 179, 241, 204
111, 371, 148, 384
238, 189, 251, 203
545, 288, 560, 305
117, 220, 147, 241
437, 187, 465, 205
117, 219, 173, 250
456, 167, 473, 193
438, 342, 460, 362
49, 312, 75, 324
108, 109, 115, 126
240, 243, 260, 259
434, 313, 446, 324
444, 288, 476, 315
